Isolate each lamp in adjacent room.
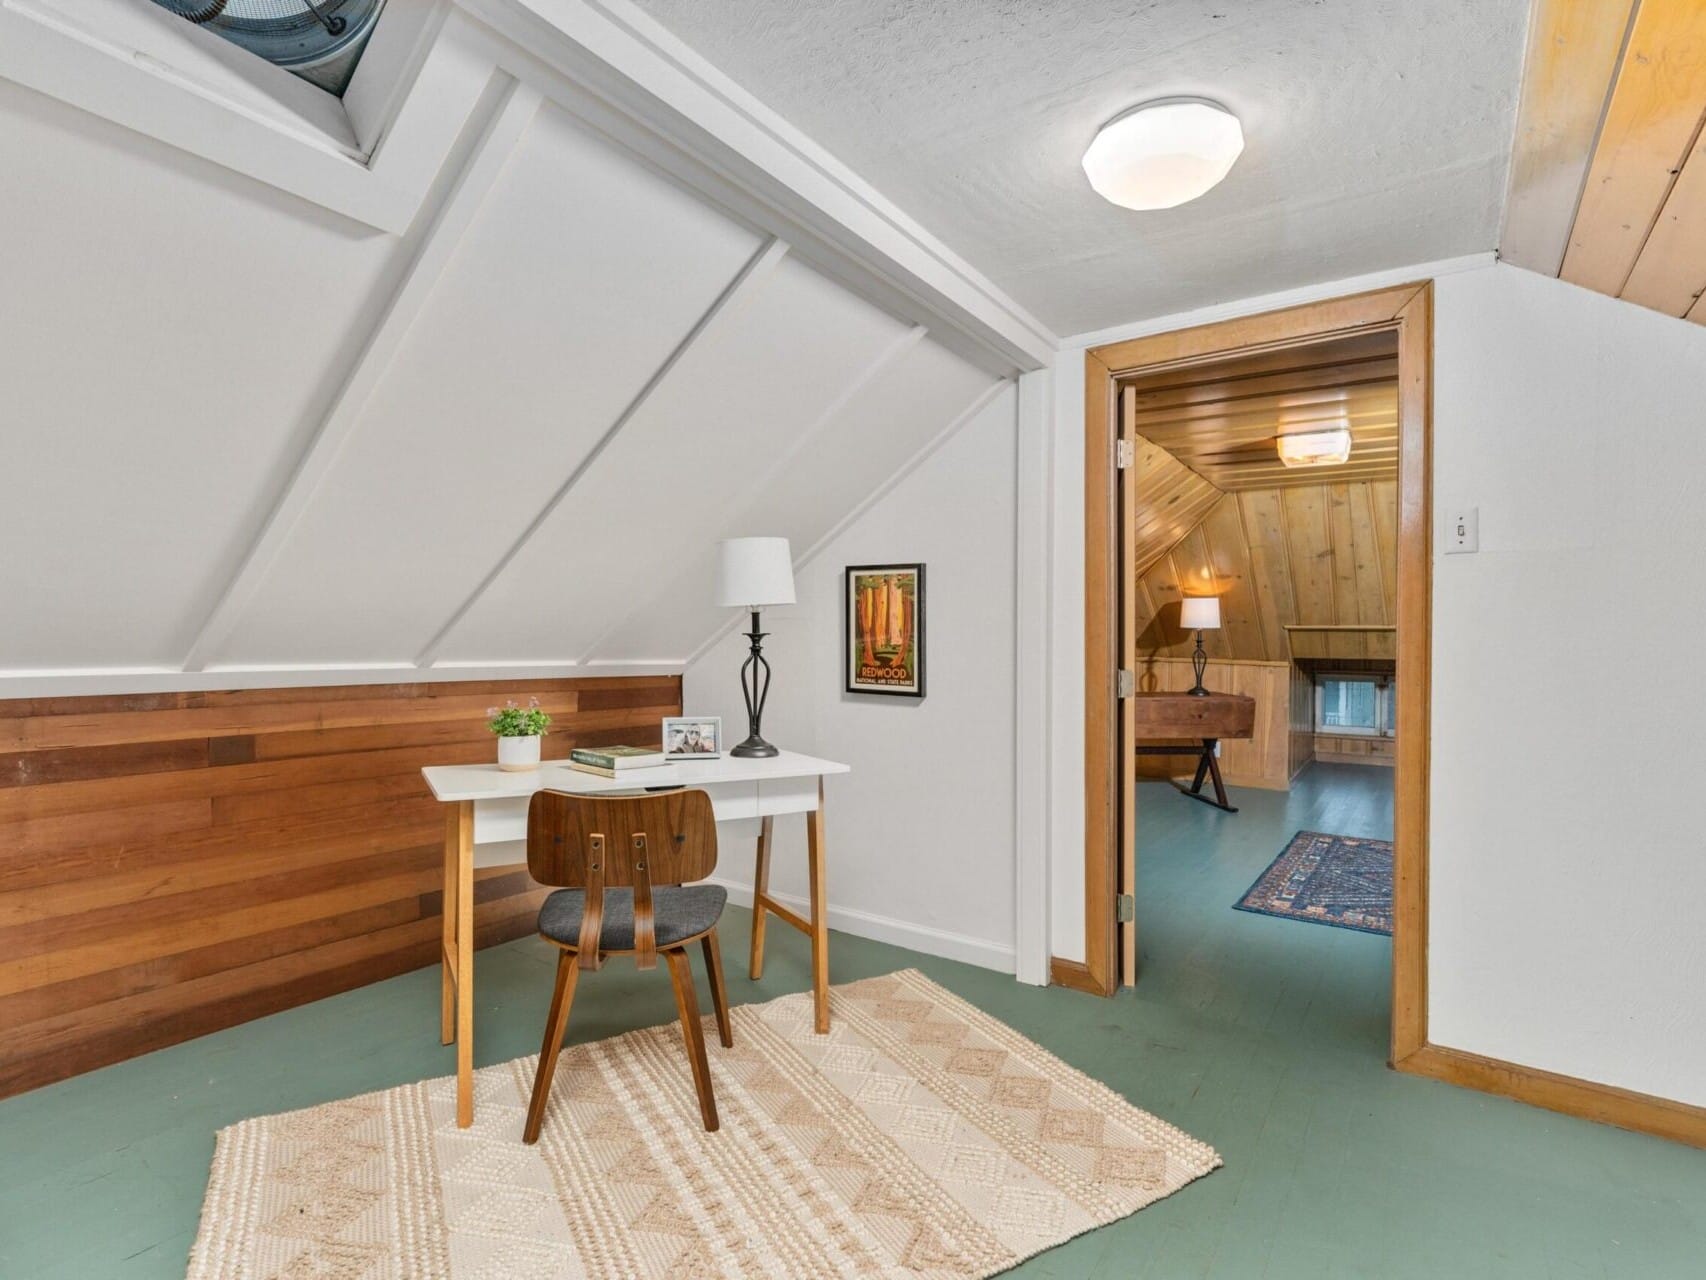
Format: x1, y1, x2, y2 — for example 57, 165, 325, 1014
1180, 595, 1221, 696
714, 537, 796, 758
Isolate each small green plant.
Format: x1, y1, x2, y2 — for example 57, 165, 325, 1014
487, 697, 551, 738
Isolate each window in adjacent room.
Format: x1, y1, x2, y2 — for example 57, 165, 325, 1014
1316, 675, 1395, 737
150, 1, 386, 96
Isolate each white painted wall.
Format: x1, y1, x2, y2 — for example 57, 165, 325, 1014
1043, 257, 1706, 1107
1428, 264, 1706, 1107
683, 385, 1020, 973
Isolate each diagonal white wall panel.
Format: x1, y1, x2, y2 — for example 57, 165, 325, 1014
435, 253, 911, 662
585, 337, 996, 662
210, 102, 762, 666
0, 80, 394, 670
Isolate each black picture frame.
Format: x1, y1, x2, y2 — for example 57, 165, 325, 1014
843, 563, 926, 698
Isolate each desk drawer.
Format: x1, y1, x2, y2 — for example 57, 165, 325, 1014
472, 782, 763, 844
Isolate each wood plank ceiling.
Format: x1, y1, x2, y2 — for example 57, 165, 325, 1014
1503, 0, 1706, 321
1125, 333, 1400, 664
1134, 483, 1398, 665
1125, 332, 1399, 492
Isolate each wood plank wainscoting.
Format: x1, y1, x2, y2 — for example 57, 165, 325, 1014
1132, 657, 1292, 790
0, 676, 681, 1099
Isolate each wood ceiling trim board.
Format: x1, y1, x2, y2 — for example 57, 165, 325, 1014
1121, 331, 1399, 393
1621, 125, 1706, 314
1560, 0, 1706, 297
1128, 358, 1399, 414
1501, 0, 1639, 275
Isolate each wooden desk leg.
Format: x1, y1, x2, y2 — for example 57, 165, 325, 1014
1204, 740, 1235, 811
451, 800, 475, 1128
748, 815, 774, 980
441, 807, 457, 1045
1182, 739, 1238, 813
806, 780, 829, 1034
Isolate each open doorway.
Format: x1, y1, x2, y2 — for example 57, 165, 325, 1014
1072, 284, 1431, 1070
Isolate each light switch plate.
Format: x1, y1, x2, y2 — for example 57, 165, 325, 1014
1446, 507, 1479, 554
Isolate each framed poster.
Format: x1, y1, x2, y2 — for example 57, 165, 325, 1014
844, 563, 925, 697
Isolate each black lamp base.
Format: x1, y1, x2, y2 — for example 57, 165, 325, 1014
735, 609, 781, 757
1187, 630, 1210, 696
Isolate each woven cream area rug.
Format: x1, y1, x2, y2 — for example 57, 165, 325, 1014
189, 969, 1219, 1279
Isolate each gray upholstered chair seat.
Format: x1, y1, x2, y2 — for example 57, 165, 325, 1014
538, 883, 727, 951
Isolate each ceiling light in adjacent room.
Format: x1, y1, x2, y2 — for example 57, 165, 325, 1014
1275, 426, 1353, 468
1081, 98, 1244, 211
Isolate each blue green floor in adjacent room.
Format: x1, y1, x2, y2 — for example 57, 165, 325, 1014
3, 763, 1703, 1278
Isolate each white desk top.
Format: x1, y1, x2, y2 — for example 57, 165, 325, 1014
422, 749, 850, 803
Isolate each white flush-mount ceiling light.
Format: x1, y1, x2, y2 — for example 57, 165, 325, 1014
1276, 426, 1353, 468
1082, 98, 1244, 211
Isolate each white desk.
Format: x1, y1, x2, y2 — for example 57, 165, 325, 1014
422, 750, 850, 1127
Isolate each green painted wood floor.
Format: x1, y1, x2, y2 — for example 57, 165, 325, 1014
3, 763, 1703, 1278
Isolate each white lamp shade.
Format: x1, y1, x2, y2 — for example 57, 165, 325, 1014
1180, 596, 1221, 630
714, 537, 796, 608
1082, 99, 1244, 211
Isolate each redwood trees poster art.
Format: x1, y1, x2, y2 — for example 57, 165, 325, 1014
844, 564, 925, 697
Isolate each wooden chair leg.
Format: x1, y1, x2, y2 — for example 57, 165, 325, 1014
523, 950, 580, 1144
702, 927, 734, 1048
749, 815, 773, 979
664, 947, 719, 1131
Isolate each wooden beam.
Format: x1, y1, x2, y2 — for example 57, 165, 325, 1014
678, 377, 1010, 668
1500, 0, 1638, 275
413, 237, 790, 667
180, 76, 543, 672
570, 320, 927, 665
1561, 0, 1706, 296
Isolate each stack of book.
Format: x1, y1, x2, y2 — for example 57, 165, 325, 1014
563, 746, 669, 779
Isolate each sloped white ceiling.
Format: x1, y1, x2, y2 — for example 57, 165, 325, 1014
0, 19, 1005, 690
0, 77, 393, 671
625, 0, 1529, 336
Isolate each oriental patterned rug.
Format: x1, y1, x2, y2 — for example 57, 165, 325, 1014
188, 969, 1219, 1279
1234, 830, 1394, 935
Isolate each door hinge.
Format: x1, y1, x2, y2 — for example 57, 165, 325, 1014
1116, 893, 1135, 923
1115, 438, 1135, 469
1116, 667, 1135, 698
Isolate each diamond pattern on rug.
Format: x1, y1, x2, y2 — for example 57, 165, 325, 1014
191, 971, 1220, 1280
1234, 829, 1393, 935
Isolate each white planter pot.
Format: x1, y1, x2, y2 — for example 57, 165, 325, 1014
497, 734, 542, 771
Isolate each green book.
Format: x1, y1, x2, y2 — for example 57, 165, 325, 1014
568, 746, 666, 771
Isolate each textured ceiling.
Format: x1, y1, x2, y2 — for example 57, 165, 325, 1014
625, 0, 1530, 335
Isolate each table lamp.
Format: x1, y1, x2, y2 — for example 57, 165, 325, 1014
715, 537, 796, 758
1180, 595, 1220, 696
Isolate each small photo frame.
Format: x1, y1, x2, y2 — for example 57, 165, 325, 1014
662, 716, 723, 758
845, 563, 925, 698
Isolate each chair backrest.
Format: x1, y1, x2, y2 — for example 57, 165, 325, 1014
526, 788, 718, 971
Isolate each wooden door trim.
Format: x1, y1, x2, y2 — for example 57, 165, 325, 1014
1069, 282, 1430, 1049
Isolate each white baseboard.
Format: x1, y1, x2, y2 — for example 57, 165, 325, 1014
708, 877, 1016, 975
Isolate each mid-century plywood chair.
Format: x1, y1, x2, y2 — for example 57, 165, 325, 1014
522, 788, 733, 1144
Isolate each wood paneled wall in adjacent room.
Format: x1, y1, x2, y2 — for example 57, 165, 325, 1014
1133, 658, 1291, 790
1136, 479, 1398, 663
0, 675, 681, 1099
1289, 661, 1316, 780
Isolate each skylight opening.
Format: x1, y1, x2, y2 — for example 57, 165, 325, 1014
150, 0, 386, 97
